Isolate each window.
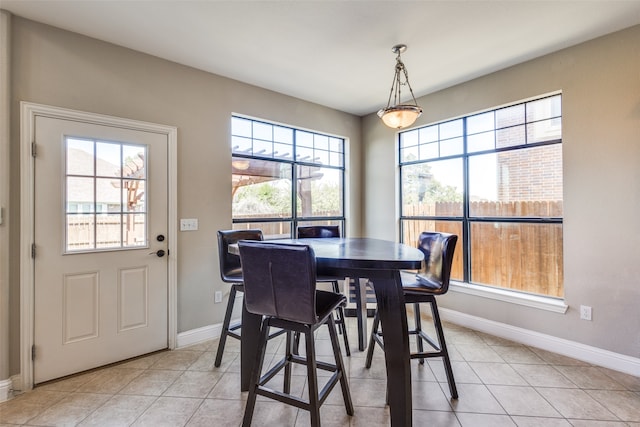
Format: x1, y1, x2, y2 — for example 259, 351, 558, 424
65, 138, 147, 252
231, 116, 345, 238
399, 94, 563, 298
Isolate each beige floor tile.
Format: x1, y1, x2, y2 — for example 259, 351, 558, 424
119, 369, 183, 396
512, 415, 572, 426
76, 367, 144, 394
449, 383, 505, 414
595, 367, 640, 391
294, 403, 352, 427
348, 406, 390, 427
487, 384, 562, 417
77, 394, 156, 426
186, 398, 245, 426
0, 390, 68, 424
27, 392, 111, 426
245, 399, 299, 427
456, 412, 516, 426
346, 378, 388, 408
511, 364, 577, 388
411, 380, 455, 411
555, 366, 626, 390
536, 387, 617, 420
207, 371, 247, 400
457, 343, 506, 363
132, 396, 202, 426
491, 345, 547, 364
428, 360, 483, 385
567, 420, 628, 426
585, 389, 640, 422
528, 348, 591, 367
149, 350, 202, 371
413, 409, 462, 426
163, 370, 223, 398
469, 362, 528, 385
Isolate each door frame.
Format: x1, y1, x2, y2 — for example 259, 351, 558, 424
19, 102, 178, 390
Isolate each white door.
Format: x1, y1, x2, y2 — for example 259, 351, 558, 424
33, 116, 169, 384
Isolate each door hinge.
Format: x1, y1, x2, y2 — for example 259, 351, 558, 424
31, 345, 36, 361
31, 243, 36, 258
31, 142, 37, 158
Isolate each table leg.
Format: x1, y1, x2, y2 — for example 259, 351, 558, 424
240, 303, 262, 391
371, 273, 412, 427
356, 278, 368, 351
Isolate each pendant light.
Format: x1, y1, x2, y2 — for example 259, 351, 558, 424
377, 44, 422, 129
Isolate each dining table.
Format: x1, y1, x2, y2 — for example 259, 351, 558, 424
238, 237, 424, 427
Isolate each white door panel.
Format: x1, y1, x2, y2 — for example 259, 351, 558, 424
34, 116, 169, 384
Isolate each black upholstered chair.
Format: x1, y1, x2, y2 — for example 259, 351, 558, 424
365, 231, 459, 399
238, 241, 354, 427
296, 225, 350, 356
215, 229, 284, 367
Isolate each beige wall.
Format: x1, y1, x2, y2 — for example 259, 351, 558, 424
363, 25, 640, 358
6, 16, 363, 374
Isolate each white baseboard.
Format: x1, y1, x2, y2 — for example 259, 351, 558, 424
439, 307, 640, 377
176, 323, 223, 349
0, 378, 12, 402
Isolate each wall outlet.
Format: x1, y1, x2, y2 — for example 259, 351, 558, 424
214, 291, 223, 303
580, 305, 592, 321
180, 218, 198, 231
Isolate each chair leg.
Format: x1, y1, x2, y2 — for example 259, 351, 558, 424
327, 315, 354, 415
242, 318, 271, 427
364, 310, 381, 369
413, 302, 425, 364
215, 284, 239, 367
331, 281, 351, 356
304, 327, 321, 427
284, 331, 293, 395
429, 297, 458, 399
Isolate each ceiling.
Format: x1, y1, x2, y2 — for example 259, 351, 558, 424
2, 0, 640, 116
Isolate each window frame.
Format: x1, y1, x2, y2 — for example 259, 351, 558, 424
231, 115, 346, 236
398, 93, 566, 311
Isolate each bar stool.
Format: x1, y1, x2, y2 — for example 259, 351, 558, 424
297, 225, 350, 356
238, 240, 354, 427
215, 229, 284, 367
365, 231, 459, 399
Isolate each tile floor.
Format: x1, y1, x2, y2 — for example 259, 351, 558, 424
1, 316, 639, 426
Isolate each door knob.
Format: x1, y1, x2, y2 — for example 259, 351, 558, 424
149, 249, 166, 257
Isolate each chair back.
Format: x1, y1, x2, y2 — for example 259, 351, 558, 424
238, 241, 318, 325
416, 232, 457, 294
217, 229, 263, 282
297, 225, 340, 239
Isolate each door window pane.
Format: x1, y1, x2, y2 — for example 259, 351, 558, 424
65, 139, 147, 252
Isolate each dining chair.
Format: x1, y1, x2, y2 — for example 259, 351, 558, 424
296, 225, 350, 356
238, 240, 354, 427
215, 229, 284, 367
365, 231, 459, 399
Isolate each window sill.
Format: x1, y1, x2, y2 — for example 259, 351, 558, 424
449, 282, 569, 314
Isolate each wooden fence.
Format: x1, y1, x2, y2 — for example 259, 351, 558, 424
403, 201, 563, 298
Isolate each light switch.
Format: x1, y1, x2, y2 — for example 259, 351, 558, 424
180, 218, 198, 231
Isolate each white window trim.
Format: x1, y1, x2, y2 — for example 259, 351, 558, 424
450, 281, 568, 313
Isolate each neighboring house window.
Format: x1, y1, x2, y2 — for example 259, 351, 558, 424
231, 116, 345, 238
399, 94, 563, 298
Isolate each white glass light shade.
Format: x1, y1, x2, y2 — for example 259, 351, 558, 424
377, 105, 423, 129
